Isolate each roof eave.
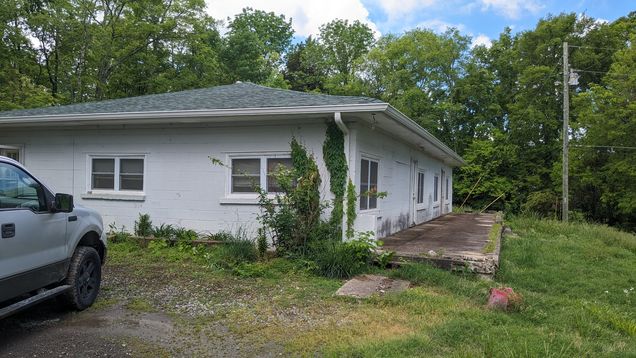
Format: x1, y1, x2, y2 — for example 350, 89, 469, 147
384, 105, 466, 167
0, 103, 389, 126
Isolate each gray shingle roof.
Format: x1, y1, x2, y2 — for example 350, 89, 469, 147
0, 82, 384, 118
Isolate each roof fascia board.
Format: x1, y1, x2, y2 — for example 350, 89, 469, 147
0, 103, 389, 125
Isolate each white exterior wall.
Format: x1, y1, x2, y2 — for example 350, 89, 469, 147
351, 124, 453, 238
0, 121, 330, 235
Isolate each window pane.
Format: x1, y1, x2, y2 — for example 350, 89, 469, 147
93, 174, 114, 190
368, 161, 378, 209
360, 159, 369, 184
359, 159, 369, 210
232, 158, 260, 193
267, 158, 293, 192
359, 189, 368, 210
120, 159, 143, 174
120, 175, 143, 191
446, 178, 449, 199
0, 163, 45, 210
417, 172, 424, 204
232, 175, 260, 192
369, 161, 378, 187
232, 159, 260, 175
369, 194, 377, 209
434, 176, 439, 202
92, 158, 114, 173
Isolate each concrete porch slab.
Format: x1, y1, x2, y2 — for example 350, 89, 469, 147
335, 275, 411, 298
381, 213, 502, 274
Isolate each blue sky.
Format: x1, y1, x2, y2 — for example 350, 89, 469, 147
205, 0, 635, 46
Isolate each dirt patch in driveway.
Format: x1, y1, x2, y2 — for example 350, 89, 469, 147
0, 263, 274, 357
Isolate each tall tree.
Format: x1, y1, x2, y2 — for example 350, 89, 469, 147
222, 7, 293, 84
0, 0, 54, 109
360, 28, 470, 146
319, 19, 374, 93
571, 42, 636, 230
283, 36, 327, 92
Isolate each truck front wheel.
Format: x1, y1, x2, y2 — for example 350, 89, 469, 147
62, 246, 102, 310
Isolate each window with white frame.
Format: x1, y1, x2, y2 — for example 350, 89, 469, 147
230, 155, 292, 194
416, 171, 425, 204
0, 145, 22, 163
433, 174, 439, 202
359, 158, 379, 210
90, 156, 144, 192
446, 177, 449, 200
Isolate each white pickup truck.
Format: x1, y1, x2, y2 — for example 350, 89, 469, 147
0, 156, 107, 319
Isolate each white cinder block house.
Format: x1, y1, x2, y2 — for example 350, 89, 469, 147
0, 83, 464, 239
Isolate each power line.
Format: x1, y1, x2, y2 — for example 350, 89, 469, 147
571, 144, 636, 150
568, 45, 622, 51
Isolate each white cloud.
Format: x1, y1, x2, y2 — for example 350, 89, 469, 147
375, 0, 437, 19
471, 34, 492, 48
479, 0, 543, 19
205, 0, 379, 37
416, 19, 465, 33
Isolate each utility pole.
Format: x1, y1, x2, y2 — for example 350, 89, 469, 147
562, 42, 569, 222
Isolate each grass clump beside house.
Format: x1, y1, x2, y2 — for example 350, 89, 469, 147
483, 222, 502, 254
105, 216, 636, 357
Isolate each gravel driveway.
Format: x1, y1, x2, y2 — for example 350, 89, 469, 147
0, 263, 276, 357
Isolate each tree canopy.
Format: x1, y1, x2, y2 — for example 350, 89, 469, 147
1, 3, 634, 230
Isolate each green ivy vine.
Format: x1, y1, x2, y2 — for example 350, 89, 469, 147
346, 179, 357, 239
323, 121, 348, 234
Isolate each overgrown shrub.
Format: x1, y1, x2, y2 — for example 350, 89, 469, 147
522, 190, 559, 218
258, 138, 327, 255
218, 237, 257, 265
108, 223, 131, 242
134, 213, 153, 237
310, 232, 378, 278
256, 228, 268, 259
152, 223, 176, 239
174, 227, 198, 241
206, 231, 235, 241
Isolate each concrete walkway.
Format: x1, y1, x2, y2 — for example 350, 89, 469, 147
381, 213, 502, 274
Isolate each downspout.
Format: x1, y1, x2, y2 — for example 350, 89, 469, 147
334, 112, 352, 240
334, 112, 349, 165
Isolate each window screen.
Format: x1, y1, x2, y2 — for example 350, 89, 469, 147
434, 175, 439, 202
232, 159, 260, 193
92, 158, 115, 190
120, 159, 144, 191
417, 172, 425, 204
267, 158, 293, 192
359, 158, 379, 210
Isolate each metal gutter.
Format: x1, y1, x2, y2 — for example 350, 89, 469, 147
0, 103, 389, 125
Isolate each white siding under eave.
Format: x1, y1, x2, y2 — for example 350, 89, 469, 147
351, 124, 453, 238
0, 121, 330, 235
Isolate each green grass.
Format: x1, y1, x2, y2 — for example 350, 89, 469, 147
106, 217, 636, 357
483, 223, 502, 254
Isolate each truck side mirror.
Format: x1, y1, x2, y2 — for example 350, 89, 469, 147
53, 193, 74, 213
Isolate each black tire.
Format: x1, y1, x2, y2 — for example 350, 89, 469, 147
62, 246, 102, 310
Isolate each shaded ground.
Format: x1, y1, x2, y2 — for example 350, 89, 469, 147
382, 213, 501, 273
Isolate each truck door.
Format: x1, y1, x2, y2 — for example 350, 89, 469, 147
0, 162, 68, 302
